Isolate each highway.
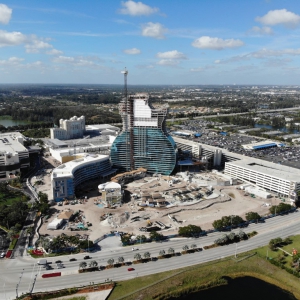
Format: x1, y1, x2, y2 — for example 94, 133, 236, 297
1, 211, 300, 300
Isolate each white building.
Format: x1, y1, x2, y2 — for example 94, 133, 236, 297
51, 154, 116, 202
98, 181, 122, 205
173, 136, 300, 202
224, 159, 300, 201
50, 116, 85, 140
0, 132, 29, 178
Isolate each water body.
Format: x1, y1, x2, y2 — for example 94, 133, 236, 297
255, 123, 300, 134
176, 277, 297, 300
0, 117, 30, 128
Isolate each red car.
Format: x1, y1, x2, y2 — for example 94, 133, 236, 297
128, 268, 135, 271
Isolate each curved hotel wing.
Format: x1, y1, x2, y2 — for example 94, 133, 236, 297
110, 93, 177, 175
51, 154, 113, 201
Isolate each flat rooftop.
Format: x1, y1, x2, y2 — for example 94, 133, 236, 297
226, 158, 300, 182
0, 132, 27, 153
52, 154, 109, 178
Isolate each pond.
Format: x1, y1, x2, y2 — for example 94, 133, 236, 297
0, 116, 30, 128
176, 276, 297, 300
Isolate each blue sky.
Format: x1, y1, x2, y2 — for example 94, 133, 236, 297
1, 0, 300, 84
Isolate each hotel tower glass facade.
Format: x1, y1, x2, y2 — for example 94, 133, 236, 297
110, 93, 177, 175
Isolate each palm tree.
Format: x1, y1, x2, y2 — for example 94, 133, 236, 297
134, 253, 142, 261
143, 251, 151, 259
118, 256, 125, 265
190, 244, 197, 250
89, 260, 98, 268
182, 245, 189, 253
107, 258, 114, 267
79, 261, 87, 270
168, 247, 175, 256
159, 250, 165, 257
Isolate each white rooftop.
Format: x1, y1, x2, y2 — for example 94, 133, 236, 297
52, 153, 109, 178
226, 158, 300, 182
0, 132, 27, 153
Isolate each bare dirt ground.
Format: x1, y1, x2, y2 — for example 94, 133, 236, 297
37, 176, 281, 241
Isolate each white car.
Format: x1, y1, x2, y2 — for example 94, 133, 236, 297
132, 247, 139, 251
0, 252, 5, 258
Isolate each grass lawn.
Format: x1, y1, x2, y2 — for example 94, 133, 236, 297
0, 190, 27, 206
257, 235, 300, 267
108, 252, 300, 300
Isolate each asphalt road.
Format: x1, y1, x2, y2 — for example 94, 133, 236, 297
1, 210, 300, 300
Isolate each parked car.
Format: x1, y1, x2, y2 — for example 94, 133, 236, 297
0, 252, 5, 258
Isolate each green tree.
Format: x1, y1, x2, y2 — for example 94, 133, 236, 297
190, 244, 197, 250
149, 231, 164, 241
118, 256, 124, 264
107, 258, 114, 267
245, 212, 261, 222
159, 250, 165, 257
89, 260, 98, 268
168, 247, 175, 255
134, 253, 142, 261
143, 251, 151, 259
178, 224, 202, 237
182, 245, 189, 252
79, 262, 87, 270
212, 219, 224, 230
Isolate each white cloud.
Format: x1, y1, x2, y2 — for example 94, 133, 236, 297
0, 57, 24, 65
0, 30, 27, 47
156, 50, 187, 67
0, 4, 12, 24
215, 47, 300, 64
141, 22, 167, 39
157, 59, 179, 66
46, 48, 63, 55
123, 48, 141, 55
190, 67, 204, 72
192, 36, 244, 50
25, 39, 52, 53
249, 26, 273, 35
119, 1, 159, 16
256, 9, 300, 27
52, 55, 103, 68
156, 50, 186, 59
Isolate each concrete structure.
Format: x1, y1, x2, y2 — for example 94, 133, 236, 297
51, 154, 115, 202
225, 160, 300, 201
98, 181, 122, 206
0, 132, 30, 178
47, 218, 63, 230
111, 91, 177, 175
173, 136, 300, 201
50, 116, 85, 140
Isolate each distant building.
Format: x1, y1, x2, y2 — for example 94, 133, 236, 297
0, 132, 30, 178
111, 92, 177, 175
50, 116, 85, 140
51, 154, 115, 201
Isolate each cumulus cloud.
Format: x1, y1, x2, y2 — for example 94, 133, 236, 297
249, 26, 273, 35
192, 36, 244, 50
0, 30, 27, 47
156, 50, 186, 59
156, 50, 187, 66
119, 1, 159, 16
0, 4, 12, 24
256, 9, 300, 27
25, 39, 52, 53
0, 57, 24, 65
141, 22, 167, 39
123, 48, 141, 55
